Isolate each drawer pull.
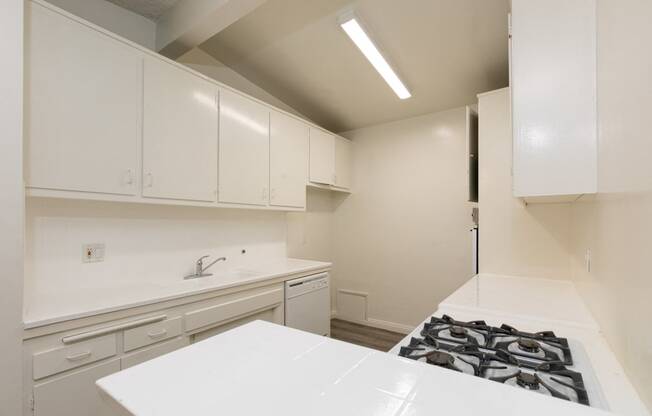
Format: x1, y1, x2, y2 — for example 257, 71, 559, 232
147, 329, 168, 339
65, 351, 91, 362
62, 315, 167, 344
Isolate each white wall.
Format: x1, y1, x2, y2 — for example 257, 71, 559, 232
478, 88, 573, 280
0, 0, 24, 413
570, 0, 652, 408
177, 48, 308, 119
287, 188, 335, 262
25, 198, 287, 306
44, 0, 156, 49
332, 108, 474, 330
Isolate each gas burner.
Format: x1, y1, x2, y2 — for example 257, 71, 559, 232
516, 372, 540, 390
517, 338, 541, 353
397, 314, 590, 406
420, 315, 491, 346
449, 326, 468, 339
427, 351, 455, 367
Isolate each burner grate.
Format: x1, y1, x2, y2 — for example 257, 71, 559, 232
398, 315, 589, 406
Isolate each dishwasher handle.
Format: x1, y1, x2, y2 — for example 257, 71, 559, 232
285, 273, 329, 298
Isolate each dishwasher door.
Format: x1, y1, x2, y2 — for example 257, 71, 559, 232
285, 273, 330, 336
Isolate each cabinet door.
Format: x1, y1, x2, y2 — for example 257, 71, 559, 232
218, 89, 270, 206
26, 3, 140, 195
270, 111, 309, 208
191, 304, 284, 343
33, 359, 120, 416
334, 136, 352, 190
309, 128, 335, 185
142, 58, 218, 202
511, 0, 597, 199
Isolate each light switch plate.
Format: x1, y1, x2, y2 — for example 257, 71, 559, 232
82, 243, 105, 263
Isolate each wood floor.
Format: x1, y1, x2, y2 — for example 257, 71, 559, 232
330, 319, 406, 352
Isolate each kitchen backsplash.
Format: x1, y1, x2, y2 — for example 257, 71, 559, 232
24, 198, 287, 297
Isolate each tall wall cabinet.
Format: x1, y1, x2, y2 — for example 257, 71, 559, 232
24, 0, 352, 213
511, 0, 597, 202
25, 3, 141, 196
142, 57, 219, 202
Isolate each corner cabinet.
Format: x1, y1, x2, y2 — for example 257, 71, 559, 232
309, 128, 336, 185
25, 2, 141, 196
309, 129, 352, 191
142, 57, 218, 202
511, 0, 597, 202
218, 89, 270, 206
24, 0, 352, 211
334, 136, 352, 190
270, 110, 309, 208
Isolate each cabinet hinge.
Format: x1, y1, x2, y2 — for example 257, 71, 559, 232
29, 395, 35, 414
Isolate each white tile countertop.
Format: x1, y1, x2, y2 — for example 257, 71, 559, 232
440, 273, 599, 329
389, 273, 650, 416
97, 320, 613, 416
23, 258, 331, 329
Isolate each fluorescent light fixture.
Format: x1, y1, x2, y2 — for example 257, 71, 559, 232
340, 15, 411, 99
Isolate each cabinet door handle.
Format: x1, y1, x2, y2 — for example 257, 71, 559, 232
147, 329, 168, 339
125, 169, 134, 185
145, 172, 153, 188
66, 351, 91, 362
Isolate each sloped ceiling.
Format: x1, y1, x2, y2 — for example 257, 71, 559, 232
106, 0, 179, 21
200, 0, 510, 132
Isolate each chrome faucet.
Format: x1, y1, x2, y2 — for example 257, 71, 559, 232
184, 255, 226, 279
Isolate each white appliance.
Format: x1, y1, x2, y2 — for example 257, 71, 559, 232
285, 273, 330, 336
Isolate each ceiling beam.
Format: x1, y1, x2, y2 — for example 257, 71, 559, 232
156, 0, 267, 60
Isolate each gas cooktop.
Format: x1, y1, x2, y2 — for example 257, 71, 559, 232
398, 315, 590, 406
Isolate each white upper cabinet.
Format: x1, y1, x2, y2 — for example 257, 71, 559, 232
25, 1, 351, 210
334, 136, 352, 190
25, 2, 141, 195
270, 111, 309, 208
142, 57, 218, 202
309, 129, 336, 185
511, 0, 597, 201
219, 89, 270, 206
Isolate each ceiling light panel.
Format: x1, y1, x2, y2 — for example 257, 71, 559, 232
340, 15, 411, 99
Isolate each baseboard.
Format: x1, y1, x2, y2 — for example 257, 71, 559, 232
331, 312, 414, 334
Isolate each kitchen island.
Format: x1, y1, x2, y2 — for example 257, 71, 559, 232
98, 320, 611, 416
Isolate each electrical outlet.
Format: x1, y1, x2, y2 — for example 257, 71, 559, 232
82, 243, 105, 263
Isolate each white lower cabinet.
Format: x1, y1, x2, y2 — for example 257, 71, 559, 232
33, 359, 120, 416
24, 282, 286, 416
121, 337, 189, 369
218, 89, 270, 206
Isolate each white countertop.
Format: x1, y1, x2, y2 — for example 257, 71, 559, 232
389, 273, 650, 416
23, 258, 330, 329
440, 273, 599, 329
97, 320, 611, 416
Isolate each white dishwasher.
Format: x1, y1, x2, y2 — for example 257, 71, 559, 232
285, 273, 330, 336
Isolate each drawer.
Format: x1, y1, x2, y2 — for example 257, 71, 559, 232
33, 334, 117, 380
123, 317, 182, 352
121, 337, 189, 369
185, 286, 283, 332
